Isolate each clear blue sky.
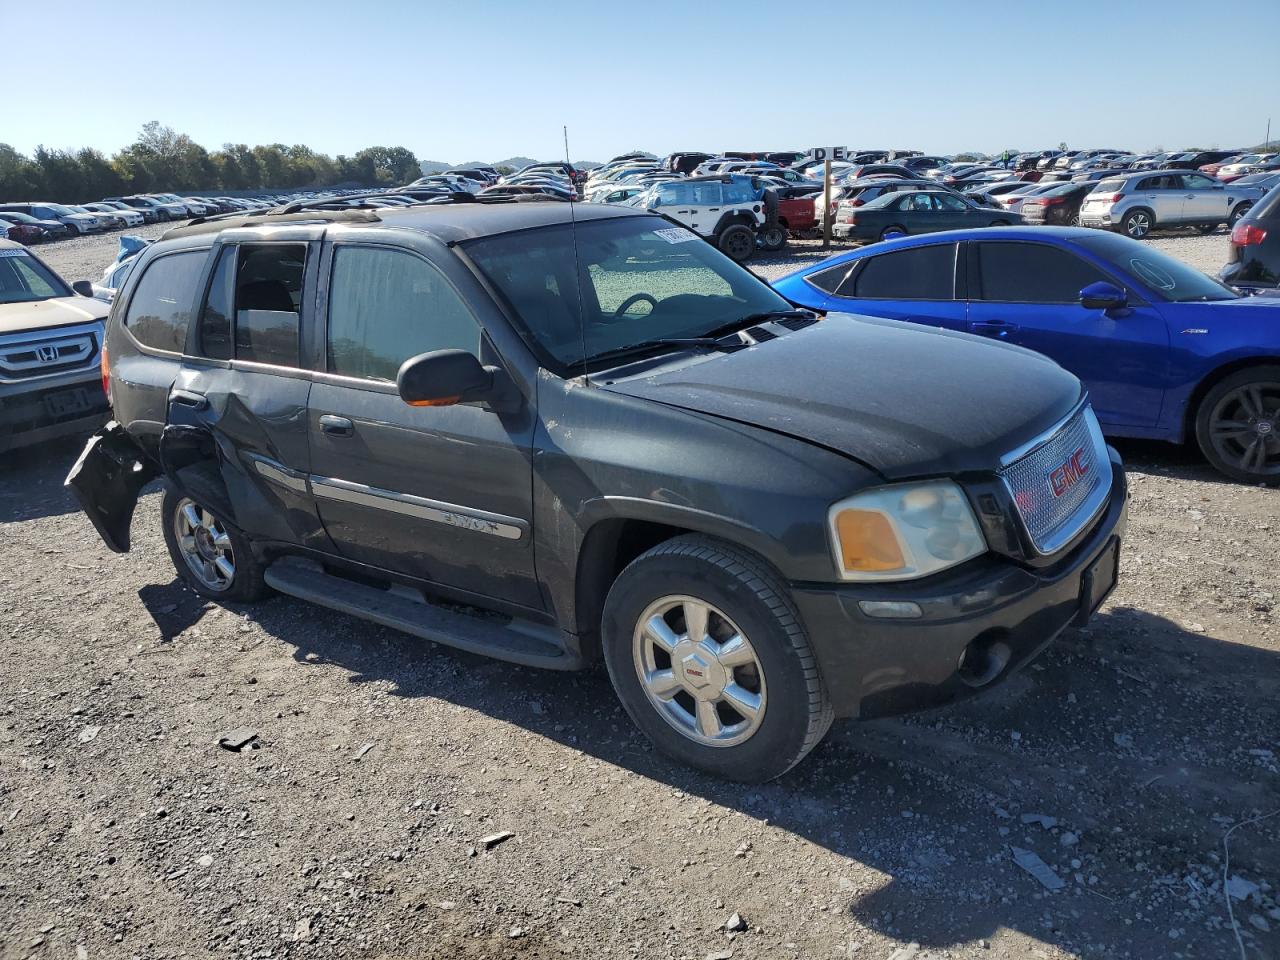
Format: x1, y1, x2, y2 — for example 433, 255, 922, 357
8, 0, 1279, 163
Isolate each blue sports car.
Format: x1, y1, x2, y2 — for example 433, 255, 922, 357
771, 227, 1280, 484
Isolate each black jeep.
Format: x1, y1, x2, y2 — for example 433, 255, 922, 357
67, 199, 1127, 781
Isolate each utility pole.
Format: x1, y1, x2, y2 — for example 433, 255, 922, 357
1267, 118, 1272, 151
822, 156, 832, 249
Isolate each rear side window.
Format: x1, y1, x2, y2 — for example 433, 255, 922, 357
848, 244, 955, 300
124, 251, 205, 353
327, 246, 480, 381
805, 261, 854, 294
975, 243, 1110, 303
195, 243, 306, 366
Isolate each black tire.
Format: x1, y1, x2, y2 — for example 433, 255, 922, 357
601, 534, 834, 782
717, 224, 756, 262
1120, 208, 1153, 239
1196, 224, 1219, 235
880, 225, 907, 241
1194, 365, 1280, 485
1229, 202, 1253, 227
758, 224, 787, 252
990, 220, 1010, 227
160, 485, 270, 601
158, 210, 171, 222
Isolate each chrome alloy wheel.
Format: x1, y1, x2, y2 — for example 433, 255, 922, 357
1209, 381, 1280, 477
173, 498, 235, 591
632, 595, 767, 748
1125, 211, 1151, 238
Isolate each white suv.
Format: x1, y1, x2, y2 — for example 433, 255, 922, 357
643, 175, 767, 262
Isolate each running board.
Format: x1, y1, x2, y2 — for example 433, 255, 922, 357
264, 557, 584, 670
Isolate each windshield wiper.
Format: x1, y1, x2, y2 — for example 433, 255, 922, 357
584, 337, 728, 368
699, 309, 816, 339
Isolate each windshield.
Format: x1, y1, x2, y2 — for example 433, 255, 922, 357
0, 249, 70, 303
463, 215, 793, 373
47, 204, 76, 216
1075, 233, 1238, 302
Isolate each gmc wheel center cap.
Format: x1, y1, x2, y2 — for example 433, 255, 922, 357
673, 642, 728, 700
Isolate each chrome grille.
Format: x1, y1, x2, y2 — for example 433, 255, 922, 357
999, 406, 1111, 556
0, 323, 101, 382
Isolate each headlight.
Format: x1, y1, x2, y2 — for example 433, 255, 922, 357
827, 481, 986, 581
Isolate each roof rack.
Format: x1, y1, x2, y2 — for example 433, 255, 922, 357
161, 208, 383, 240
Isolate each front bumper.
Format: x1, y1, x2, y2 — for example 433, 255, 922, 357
791, 449, 1128, 719
0, 371, 110, 452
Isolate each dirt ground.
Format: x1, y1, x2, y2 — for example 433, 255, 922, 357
2, 227, 1276, 960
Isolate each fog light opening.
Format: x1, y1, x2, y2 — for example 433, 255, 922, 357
957, 635, 1012, 688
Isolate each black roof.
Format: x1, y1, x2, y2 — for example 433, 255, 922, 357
162, 199, 647, 245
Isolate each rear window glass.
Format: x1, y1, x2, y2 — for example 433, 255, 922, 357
849, 244, 955, 300
1092, 179, 1124, 194
124, 251, 206, 352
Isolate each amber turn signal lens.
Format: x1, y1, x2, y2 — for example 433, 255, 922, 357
406, 396, 461, 407
835, 509, 905, 573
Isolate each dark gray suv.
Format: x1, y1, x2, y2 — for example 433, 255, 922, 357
67, 200, 1127, 781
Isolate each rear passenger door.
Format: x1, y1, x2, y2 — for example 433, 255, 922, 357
821, 242, 966, 331
1139, 175, 1185, 224
965, 240, 1169, 428
167, 228, 330, 552
306, 230, 542, 611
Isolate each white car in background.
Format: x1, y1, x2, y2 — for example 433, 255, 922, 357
80, 203, 146, 228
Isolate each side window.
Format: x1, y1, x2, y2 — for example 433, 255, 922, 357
1181, 173, 1216, 190
805, 261, 854, 295
234, 244, 305, 366
848, 245, 955, 300
124, 251, 206, 353
936, 194, 968, 211
976, 243, 1110, 303
193, 243, 305, 365
691, 182, 723, 205
327, 246, 481, 382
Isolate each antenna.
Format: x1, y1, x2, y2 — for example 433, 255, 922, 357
564, 124, 589, 377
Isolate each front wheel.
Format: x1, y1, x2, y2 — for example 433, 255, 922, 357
161, 487, 269, 601
717, 224, 756, 262
1196, 224, 1219, 235
1194, 365, 1280, 485
880, 225, 907, 241
601, 535, 833, 782
1229, 202, 1253, 227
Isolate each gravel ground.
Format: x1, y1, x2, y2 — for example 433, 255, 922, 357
3, 225, 1276, 960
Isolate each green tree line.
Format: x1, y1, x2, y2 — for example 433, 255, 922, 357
0, 122, 422, 202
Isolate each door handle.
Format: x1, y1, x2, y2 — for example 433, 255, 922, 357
968, 321, 1019, 338
170, 389, 209, 410
319, 415, 354, 437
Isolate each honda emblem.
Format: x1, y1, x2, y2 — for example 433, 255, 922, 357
35, 345, 59, 363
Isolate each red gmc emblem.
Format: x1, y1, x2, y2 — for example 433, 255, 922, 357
1049, 446, 1090, 497
686, 669, 704, 678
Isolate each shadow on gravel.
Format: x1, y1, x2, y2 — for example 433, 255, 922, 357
251, 592, 1280, 959
138, 580, 211, 643
0, 433, 93, 522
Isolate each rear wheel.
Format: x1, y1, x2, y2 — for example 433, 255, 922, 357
1196, 224, 1219, 235
758, 223, 787, 252
1121, 208, 1153, 238
1194, 366, 1280, 485
601, 535, 833, 782
880, 225, 907, 241
990, 220, 1010, 227
1229, 202, 1253, 227
717, 224, 756, 262
161, 487, 269, 601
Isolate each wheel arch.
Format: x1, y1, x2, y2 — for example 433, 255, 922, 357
712, 211, 758, 236
1182, 355, 1280, 443
571, 501, 790, 659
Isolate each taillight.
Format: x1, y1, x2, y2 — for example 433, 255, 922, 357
1043, 197, 1067, 205
851, 198, 865, 207
1099, 194, 1122, 203
100, 345, 110, 401
1231, 222, 1267, 246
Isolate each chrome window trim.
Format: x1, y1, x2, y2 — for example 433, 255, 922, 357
310, 475, 526, 541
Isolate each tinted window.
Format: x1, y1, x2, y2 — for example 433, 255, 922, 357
124, 251, 205, 352
848, 245, 955, 300
234, 244, 305, 366
197, 248, 235, 360
935, 194, 968, 211
1181, 173, 1218, 190
805, 261, 854, 294
976, 243, 1110, 303
1074, 233, 1238, 302
327, 246, 480, 381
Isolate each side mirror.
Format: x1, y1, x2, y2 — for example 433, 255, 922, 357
72, 280, 94, 298
397, 350, 493, 407
1080, 281, 1127, 312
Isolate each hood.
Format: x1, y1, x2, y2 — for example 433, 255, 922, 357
0, 296, 109, 335
601, 314, 1083, 480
